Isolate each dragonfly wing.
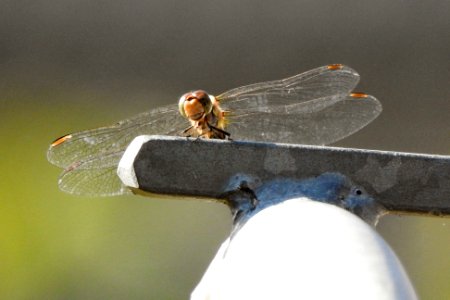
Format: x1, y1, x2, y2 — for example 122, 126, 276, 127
226, 94, 382, 145
49, 104, 189, 196
217, 65, 360, 112
58, 151, 129, 196
47, 105, 188, 169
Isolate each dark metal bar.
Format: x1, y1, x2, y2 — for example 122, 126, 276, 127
118, 135, 450, 216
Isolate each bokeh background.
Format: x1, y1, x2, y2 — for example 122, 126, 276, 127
1, 0, 449, 298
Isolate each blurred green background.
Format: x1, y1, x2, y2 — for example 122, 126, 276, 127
1, 0, 449, 299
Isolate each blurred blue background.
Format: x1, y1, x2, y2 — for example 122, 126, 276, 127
1, 0, 449, 298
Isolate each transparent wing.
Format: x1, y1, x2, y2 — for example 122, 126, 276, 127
47, 105, 188, 169
226, 94, 382, 145
216, 64, 381, 145
57, 152, 130, 196
217, 64, 360, 113
48, 105, 189, 196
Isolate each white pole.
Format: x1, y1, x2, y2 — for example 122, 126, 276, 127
192, 198, 417, 300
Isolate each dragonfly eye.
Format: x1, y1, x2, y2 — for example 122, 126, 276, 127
178, 90, 213, 120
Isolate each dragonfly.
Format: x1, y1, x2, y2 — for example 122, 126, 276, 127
47, 64, 382, 197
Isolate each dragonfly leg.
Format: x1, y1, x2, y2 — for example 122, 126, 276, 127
207, 123, 231, 140
181, 125, 194, 138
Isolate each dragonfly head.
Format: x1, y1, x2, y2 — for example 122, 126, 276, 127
178, 90, 213, 121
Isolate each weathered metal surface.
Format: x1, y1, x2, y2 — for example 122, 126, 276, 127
119, 135, 450, 216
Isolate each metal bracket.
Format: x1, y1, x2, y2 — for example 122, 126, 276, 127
117, 135, 450, 217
